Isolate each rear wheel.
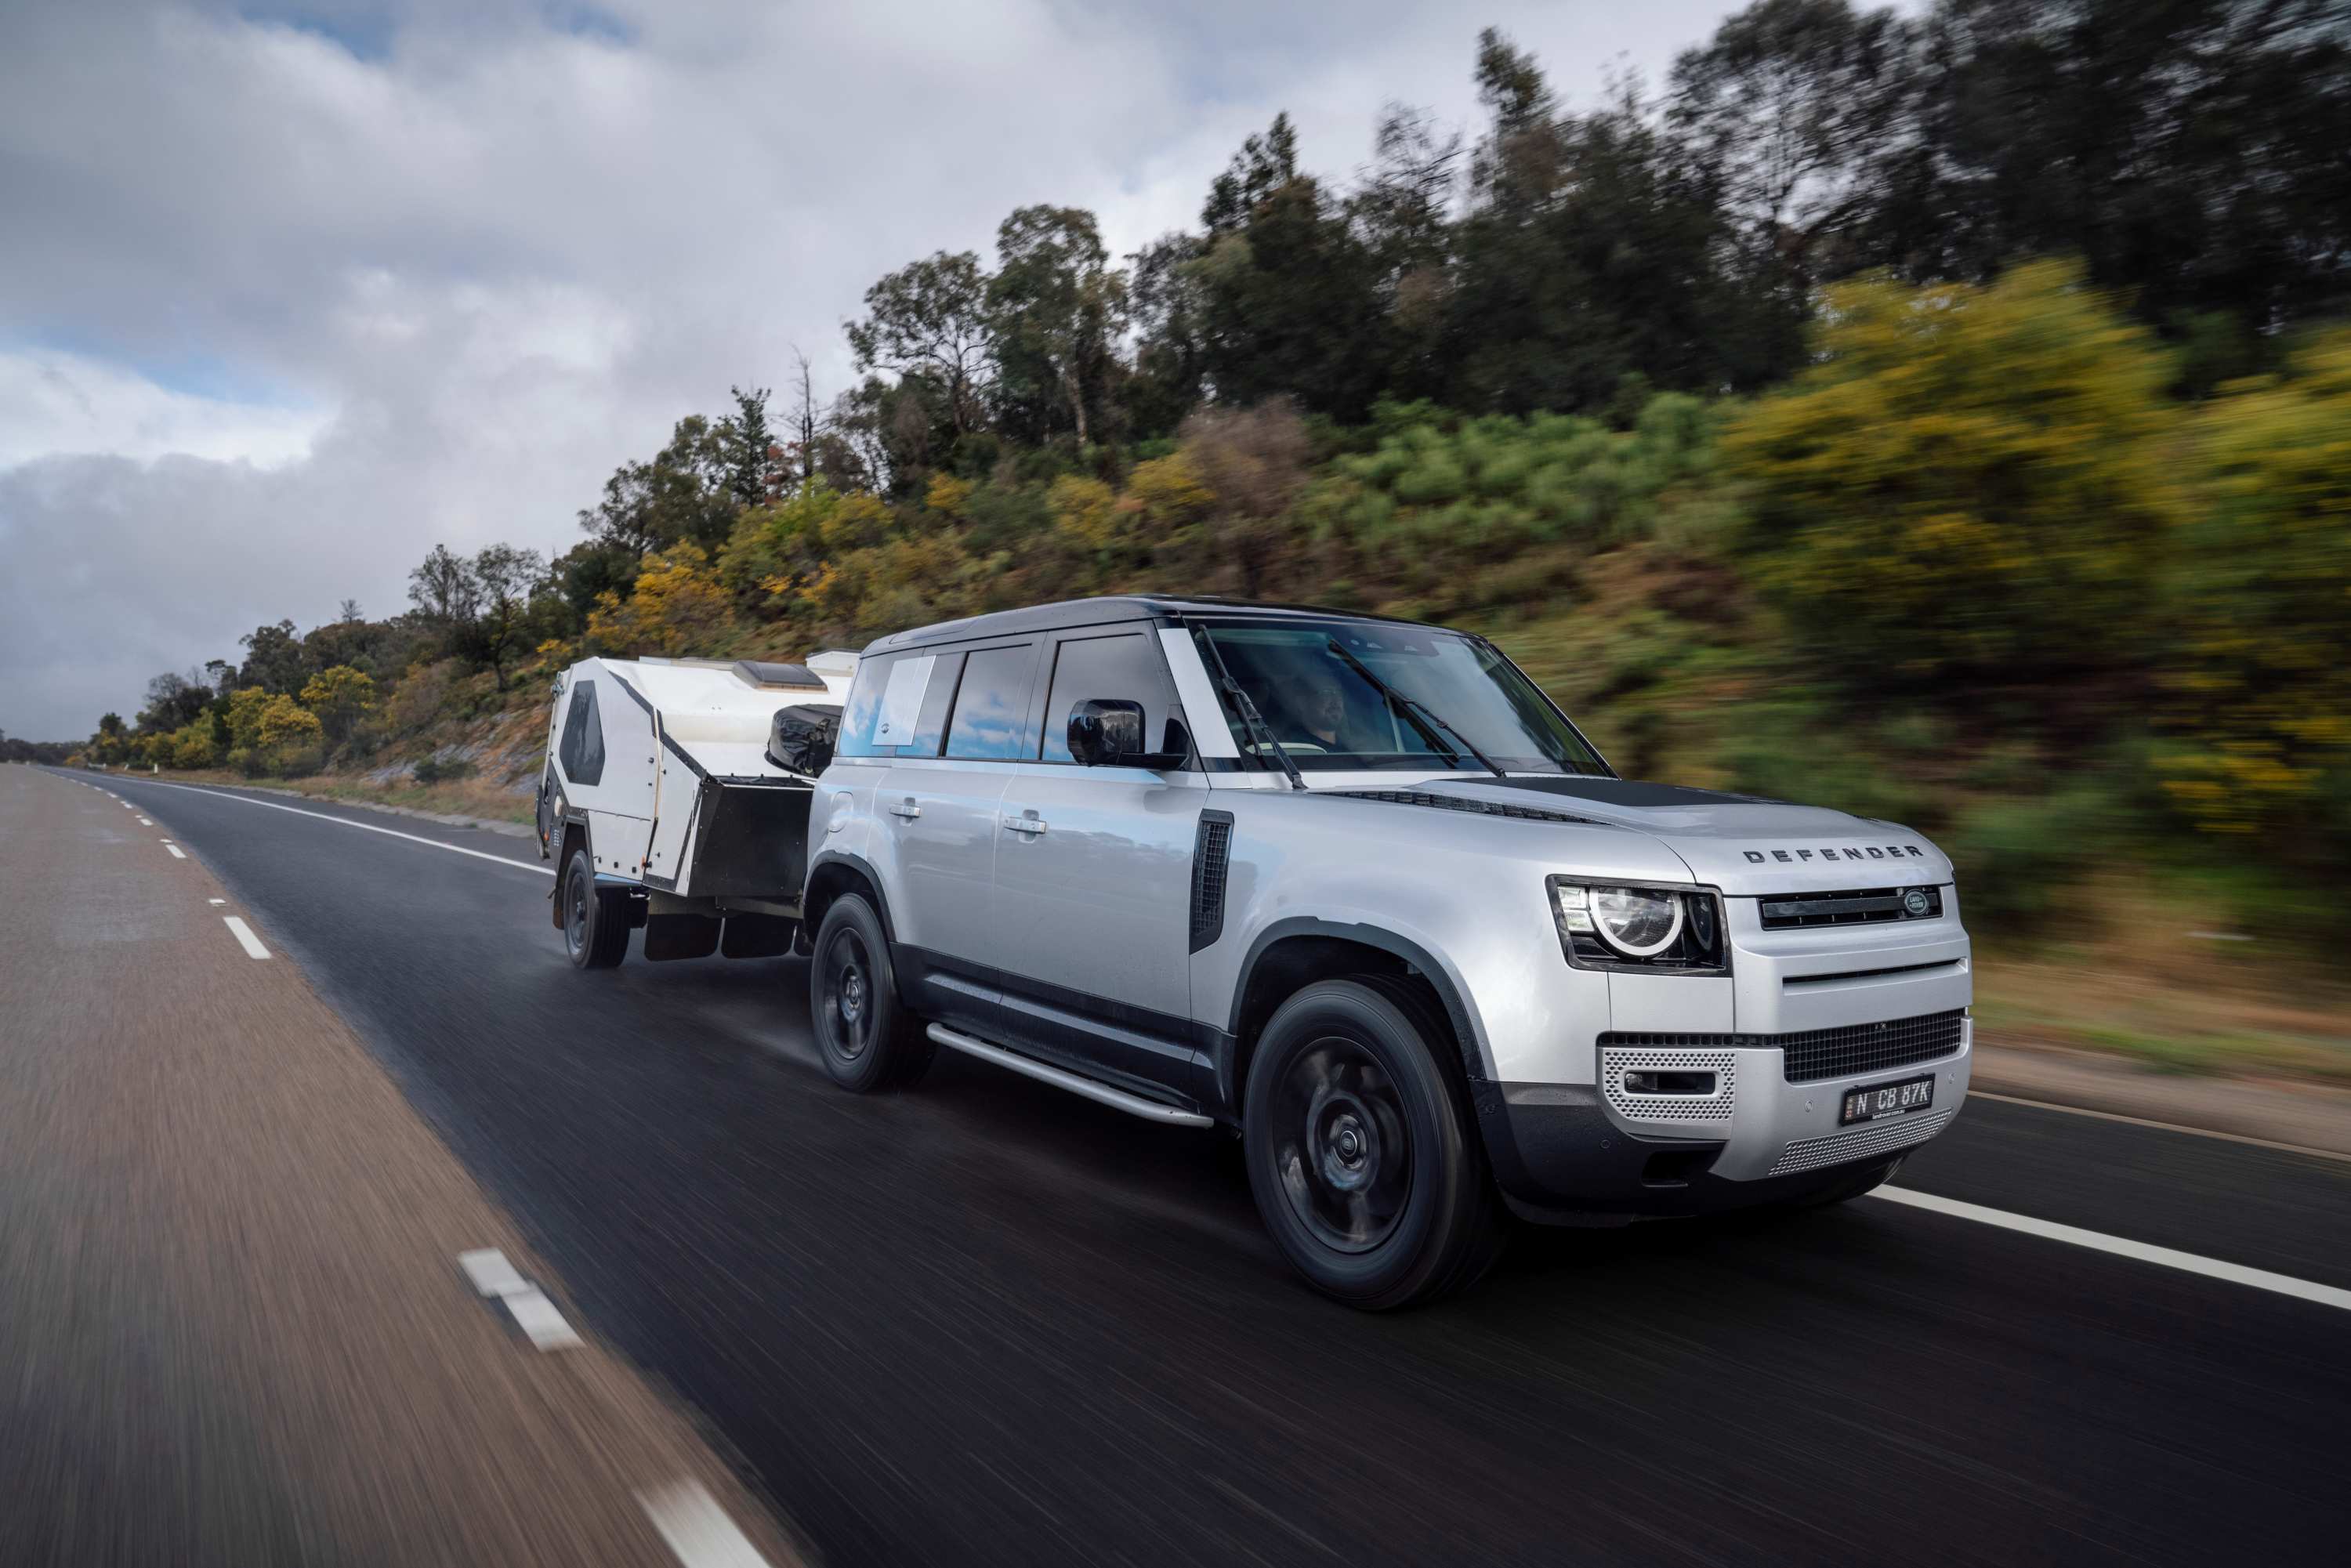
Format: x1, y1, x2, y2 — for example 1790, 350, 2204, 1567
810, 893, 933, 1092
1243, 979, 1502, 1310
562, 847, 629, 969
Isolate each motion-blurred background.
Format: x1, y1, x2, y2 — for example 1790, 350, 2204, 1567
10, 0, 2348, 1085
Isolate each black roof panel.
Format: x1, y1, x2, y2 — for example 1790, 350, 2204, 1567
863, 595, 1441, 654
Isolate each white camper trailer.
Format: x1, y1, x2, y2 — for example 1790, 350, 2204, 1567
536, 652, 857, 967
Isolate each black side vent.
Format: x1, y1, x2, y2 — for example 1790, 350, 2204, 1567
1330, 789, 1599, 825
1190, 811, 1234, 952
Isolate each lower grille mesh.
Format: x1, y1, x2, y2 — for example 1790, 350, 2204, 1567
1770, 1110, 1953, 1175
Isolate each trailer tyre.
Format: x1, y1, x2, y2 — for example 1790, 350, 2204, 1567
562, 847, 630, 969
810, 893, 932, 1092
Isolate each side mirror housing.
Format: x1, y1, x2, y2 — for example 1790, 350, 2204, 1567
1067, 699, 1146, 766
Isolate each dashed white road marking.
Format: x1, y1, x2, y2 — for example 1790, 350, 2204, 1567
1869, 1186, 2351, 1313
222, 916, 270, 959
138, 817, 154, 825
207, 897, 226, 905
162, 842, 187, 859
1968, 1088, 2351, 1164
457, 1248, 582, 1351
114, 777, 554, 878
637, 1479, 773, 1568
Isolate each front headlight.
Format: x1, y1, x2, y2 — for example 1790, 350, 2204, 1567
1549, 878, 1727, 974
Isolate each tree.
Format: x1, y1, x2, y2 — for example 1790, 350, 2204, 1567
1726, 260, 2182, 705
1352, 103, 1463, 398
2159, 328, 2351, 852
137, 670, 213, 735
300, 665, 378, 744
408, 545, 480, 628
577, 414, 738, 556
1126, 233, 1210, 435
846, 252, 994, 440
1177, 399, 1314, 597
719, 385, 784, 507
987, 205, 1127, 447
469, 543, 545, 691
237, 619, 306, 694
1190, 118, 1391, 420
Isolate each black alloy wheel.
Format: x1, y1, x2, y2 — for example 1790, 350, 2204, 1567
809, 893, 933, 1092
1270, 1037, 1413, 1253
1242, 978, 1502, 1309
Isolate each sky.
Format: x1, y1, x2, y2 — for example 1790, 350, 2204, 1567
0, 0, 1759, 741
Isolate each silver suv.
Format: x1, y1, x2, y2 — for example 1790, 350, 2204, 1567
802, 597, 1972, 1308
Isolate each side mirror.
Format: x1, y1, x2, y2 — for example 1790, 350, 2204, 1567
1067, 699, 1145, 766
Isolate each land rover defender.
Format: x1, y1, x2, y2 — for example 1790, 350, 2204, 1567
792, 596, 1972, 1308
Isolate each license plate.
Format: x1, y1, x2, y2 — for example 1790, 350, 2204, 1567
1840, 1074, 1935, 1126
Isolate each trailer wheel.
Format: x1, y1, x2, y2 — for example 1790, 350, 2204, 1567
810, 893, 932, 1091
562, 847, 630, 969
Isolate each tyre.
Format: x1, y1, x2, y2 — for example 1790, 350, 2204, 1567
561, 846, 630, 969
1242, 978, 1503, 1310
1788, 1154, 1904, 1210
810, 893, 933, 1092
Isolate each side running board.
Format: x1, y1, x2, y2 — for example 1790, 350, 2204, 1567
925, 1025, 1214, 1128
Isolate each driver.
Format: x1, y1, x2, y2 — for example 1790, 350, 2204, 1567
1288, 671, 1352, 751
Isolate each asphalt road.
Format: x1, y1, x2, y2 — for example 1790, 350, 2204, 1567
37, 767, 2351, 1565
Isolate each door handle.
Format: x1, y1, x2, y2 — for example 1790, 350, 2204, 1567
1004, 814, 1047, 835
888, 799, 922, 820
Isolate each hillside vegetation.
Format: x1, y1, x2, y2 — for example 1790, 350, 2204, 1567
67, 4, 2351, 1079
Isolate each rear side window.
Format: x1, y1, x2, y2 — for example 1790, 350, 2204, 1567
559, 680, 605, 784
1040, 632, 1179, 762
944, 644, 1036, 760
838, 652, 965, 758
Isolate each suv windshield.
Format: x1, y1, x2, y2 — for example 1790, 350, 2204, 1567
1194, 618, 1609, 776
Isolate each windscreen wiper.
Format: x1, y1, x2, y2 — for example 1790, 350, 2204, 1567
1195, 628, 1306, 791
1324, 639, 1508, 779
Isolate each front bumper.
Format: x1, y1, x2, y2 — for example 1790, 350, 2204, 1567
1480, 1015, 1972, 1222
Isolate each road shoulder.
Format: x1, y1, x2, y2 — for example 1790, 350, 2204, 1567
0, 765, 802, 1565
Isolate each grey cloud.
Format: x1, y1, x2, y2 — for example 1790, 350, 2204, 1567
0, 0, 1744, 739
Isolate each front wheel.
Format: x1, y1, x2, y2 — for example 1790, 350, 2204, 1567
809, 893, 933, 1092
1242, 979, 1502, 1310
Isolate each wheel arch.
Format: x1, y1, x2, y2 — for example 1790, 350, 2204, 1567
804, 851, 902, 951
1223, 918, 1491, 1117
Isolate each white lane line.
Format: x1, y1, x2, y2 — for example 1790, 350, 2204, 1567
114, 778, 552, 878
222, 916, 270, 959
1969, 1088, 2351, 1164
458, 1248, 531, 1296
207, 898, 226, 905
458, 1248, 583, 1351
1868, 1186, 2351, 1313
162, 842, 187, 859
638, 1479, 773, 1568
138, 817, 154, 825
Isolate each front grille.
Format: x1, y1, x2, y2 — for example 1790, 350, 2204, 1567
1759, 886, 1942, 929
1603, 1009, 1967, 1086
1770, 1110, 1954, 1175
